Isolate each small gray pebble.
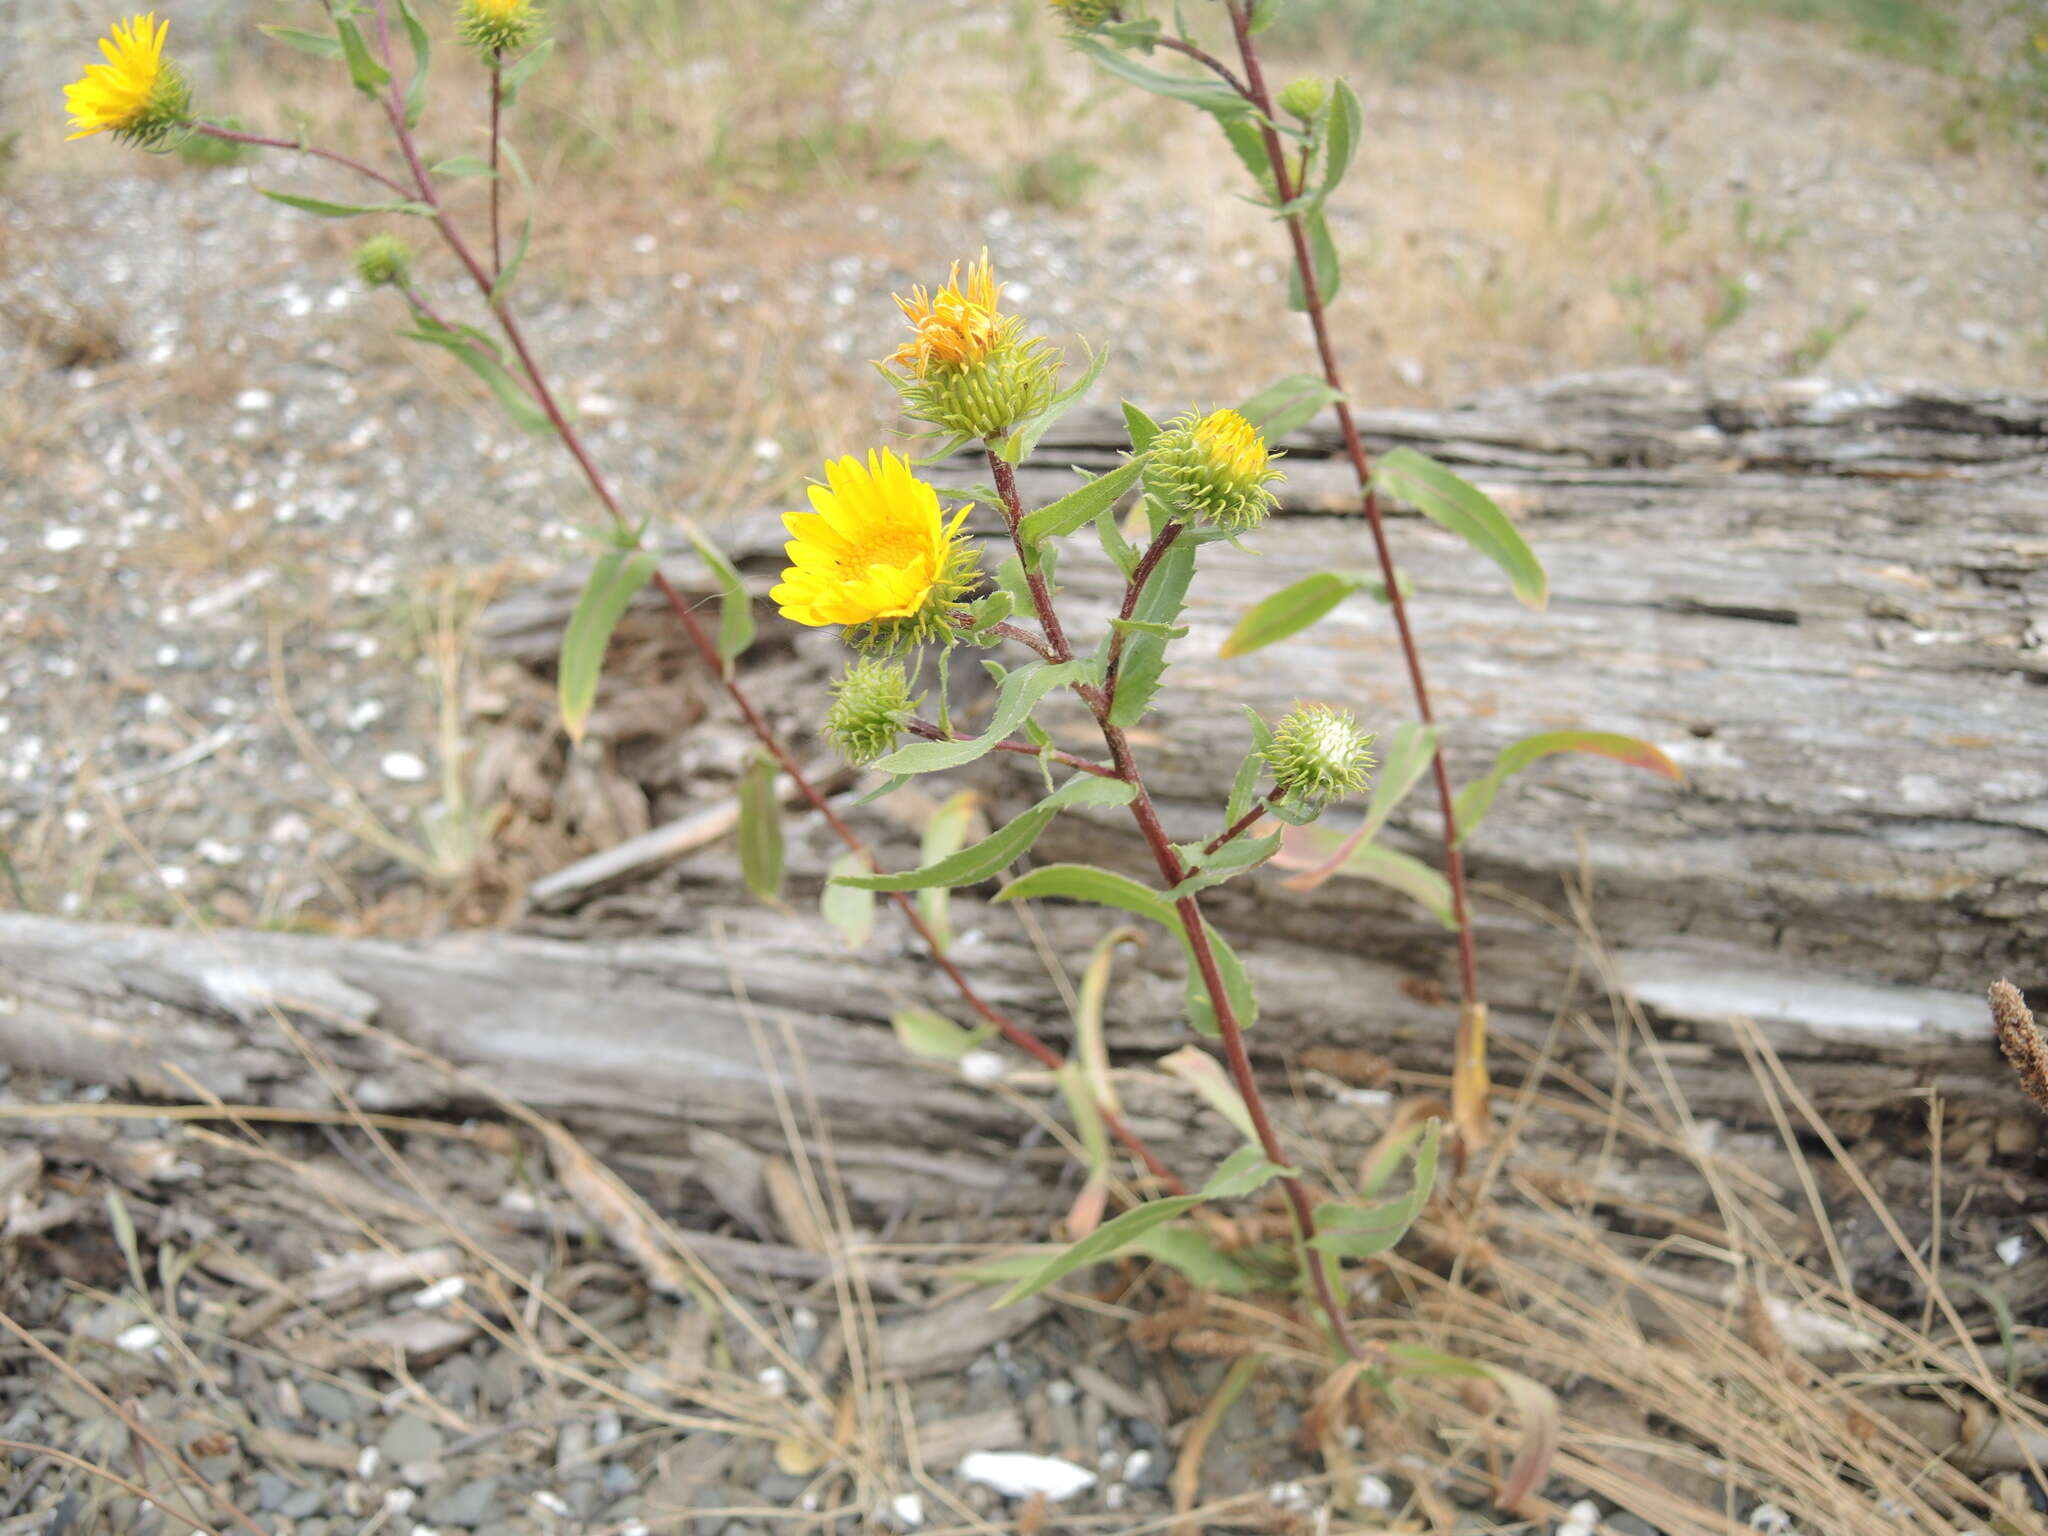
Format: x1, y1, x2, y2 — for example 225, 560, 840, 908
300, 1383, 362, 1424
279, 1486, 328, 1519
253, 1472, 294, 1511
424, 1475, 502, 1527
602, 1462, 637, 1496
377, 1412, 445, 1465
754, 1470, 808, 1504
1607, 1517, 1661, 1536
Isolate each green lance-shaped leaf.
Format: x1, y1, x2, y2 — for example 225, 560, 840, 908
916, 790, 980, 951
1108, 539, 1197, 728
1122, 401, 1163, 455
259, 24, 345, 59
995, 864, 1256, 1036
400, 317, 552, 435
259, 188, 435, 219
489, 139, 537, 306
394, 0, 431, 127
893, 1008, 992, 1062
1237, 373, 1344, 441
1000, 342, 1110, 465
1219, 568, 1401, 659
1287, 80, 1362, 218
499, 37, 554, 105
820, 852, 875, 949
996, 1143, 1290, 1305
1275, 721, 1441, 892
1373, 447, 1547, 609
1056, 1062, 1112, 1182
1452, 730, 1683, 846
1018, 457, 1146, 547
1290, 840, 1455, 929
1220, 115, 1278, 199
1166, 830, 1282, 900
1125, 1225, 1261, 1294
1287, 208, 1342, 312
558, 548, 655, 743
1226, 708, 1276, 826
1158, 1044, 1259, 1145
687, 530, 754, 676
334, 17, 391, 96
737, 752, 785, 905
1070, 36, 1253, 119
836, 776, 1136, 893
1308, 1118, 1441, 1259
431, 155, 498, 178
1384, 1347, 1561, 1510
873, 659, 1093, 774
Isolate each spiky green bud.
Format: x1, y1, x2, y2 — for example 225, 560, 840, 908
1145, 408, 1284, 533
884, 336, 1062, 443
825, 659, 920, 765
460, 0, 545, 54
1278, 77, 1331, 121
353, 234, 413, 289
1048, 0, 1120, 30
1262, 705, 1375, 805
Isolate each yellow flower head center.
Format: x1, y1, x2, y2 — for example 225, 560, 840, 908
63, 12, 172, 141
472, 0, 528, 17
889, 251, 1008, 377
770, 450, 971, 631
1192, 409, 1269, 480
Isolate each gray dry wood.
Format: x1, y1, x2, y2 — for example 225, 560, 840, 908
2, 370, 2042, 1205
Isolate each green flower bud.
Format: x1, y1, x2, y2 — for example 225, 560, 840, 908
353, 234, 413, 289
1048, 0, 1120, 30
1145, 408, 1284, 533
1278, 76, 1331, 121
1262, 705, 1375, 805
824, 659, 921, 765
460, 0, 545, 54
884, 338, 1062, 442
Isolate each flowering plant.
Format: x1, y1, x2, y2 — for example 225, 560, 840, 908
61, 0, 1681, 1486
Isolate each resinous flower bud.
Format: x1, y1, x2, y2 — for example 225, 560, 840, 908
1263, 705, 1375, 805
1048, 0, 1120, 29
63, 13, 192, 149
882, 252, 1061, 441
1278, 76, 1331, 121
460, 0, 544, 54
1145, 409, 1284, 533
353, 234, 413, 289
825, 658, 919, 766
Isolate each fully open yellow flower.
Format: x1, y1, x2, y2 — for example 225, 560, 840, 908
889, 252, 1008, 378
772, 450, 972, 631
64, 13, 181, 143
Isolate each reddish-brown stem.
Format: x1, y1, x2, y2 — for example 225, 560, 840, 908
190, 122, 412, 197
1221, 1, 1481, 1016
1102, 520, 1186, 707
906, 722, 1117, 778
1202, 796, 1277, 858
967, 617, 1059, 662
1151, 32, 1251, 99
987, 451, 1073, 662
338, 2, 1186, 1195
488, 52, 506, 279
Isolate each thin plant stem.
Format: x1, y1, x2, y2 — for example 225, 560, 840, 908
189, 123, 412, 197
1202, 796, 1276, 857
336, 0, 1188, 1196
905, 722, 1118, 779
488, 50, 505, 278
1102, 519, 1185, 707
984, 453, 1362, 1358
987, 452, 1073, 661
1218, 2, 1485, 1073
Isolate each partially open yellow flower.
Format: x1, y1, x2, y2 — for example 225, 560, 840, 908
1146, 408, 1284, 532
889, 252, 1008, 378
772, 450, 976, 646
64, 13, 188, 146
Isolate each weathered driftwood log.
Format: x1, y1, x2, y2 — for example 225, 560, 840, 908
2, 371, 2042, 1211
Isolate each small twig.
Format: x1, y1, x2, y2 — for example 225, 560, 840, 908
0, 1441, 227, 1536
962, 616, 1059, 662
986, 449, 1073, 661
1151, 33, 1253, 100
1103, 520, 1185, 707
1202, 796, 1276, 857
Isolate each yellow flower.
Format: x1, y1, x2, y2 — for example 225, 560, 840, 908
772, 450, 974, 639
1193, 409, 1271, 481
460, 0, 544, 52
889, 252, 1008, 378
1146, 408, 1284, 532
63, 13, 188, 145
